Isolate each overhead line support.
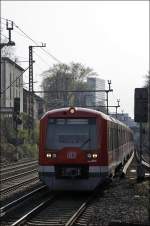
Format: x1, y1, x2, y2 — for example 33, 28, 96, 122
0, 20, 15, 99
115, 99, 120, 118
28, 43, 46, 139
105, 80, 113, 115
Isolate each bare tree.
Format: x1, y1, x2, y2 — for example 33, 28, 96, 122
41, 62, 98, 110
1, 35, 16, 60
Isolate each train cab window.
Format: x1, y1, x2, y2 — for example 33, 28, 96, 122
45, 118, 98, 151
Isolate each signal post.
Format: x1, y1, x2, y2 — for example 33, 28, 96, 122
134, 88, 148, 180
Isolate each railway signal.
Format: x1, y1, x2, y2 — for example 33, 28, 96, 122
13, 97, 22, 145
13, 97, 22, 125
134, 88, 148, 123
14, 97, 20, 114
134, 88, 148, 180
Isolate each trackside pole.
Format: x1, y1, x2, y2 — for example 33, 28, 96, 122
137, 122, 145, 181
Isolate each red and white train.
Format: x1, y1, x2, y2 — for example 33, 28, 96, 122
39, 107, 134, 191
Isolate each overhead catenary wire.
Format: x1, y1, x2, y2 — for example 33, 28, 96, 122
33, 50, 51, 68
13, 27, 30, 39
1, 33, 9, 40
1, 23, 10, 40
0, 20, 7, 27
35, 63, 49, 76
13, 22, 62, 64
112, 91, 120, 105
1, 17, 64, 95
1, 17, 63, 64
12, 28, 55, 68
110, 90, 121, 115
0, 17, 12, 22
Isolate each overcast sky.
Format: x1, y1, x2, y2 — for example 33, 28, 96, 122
1, 1, 149, 118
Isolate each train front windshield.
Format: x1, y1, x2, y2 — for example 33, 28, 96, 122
45, 118, 97, 151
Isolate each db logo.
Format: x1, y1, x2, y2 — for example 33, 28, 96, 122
67, 152, 77, 159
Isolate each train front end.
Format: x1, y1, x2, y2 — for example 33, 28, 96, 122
39, 107, 108, 191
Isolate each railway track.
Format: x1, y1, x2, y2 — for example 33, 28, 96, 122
26, 188, 103, 226
134, 148, 150, 171
0, 159, 37, 169
0, 183, 107, 226
1, 169, 37, 183
0, 184, 51, 226
0, 175, 39, 197
0, 151, 149, 226
0, 160, 38, 178
0, 185, 47, 217
0, 160, 39, 200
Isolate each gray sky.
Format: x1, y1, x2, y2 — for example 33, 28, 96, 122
1, 1, 149, 118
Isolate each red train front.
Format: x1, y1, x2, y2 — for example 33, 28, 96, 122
39, 107, 134, 191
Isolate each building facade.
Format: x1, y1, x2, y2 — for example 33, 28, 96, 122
0, 57, 45, 120
1, 57, 24, 112
86, 77, 106, 110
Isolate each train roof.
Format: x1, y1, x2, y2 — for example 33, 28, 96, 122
41, 107, 131, 130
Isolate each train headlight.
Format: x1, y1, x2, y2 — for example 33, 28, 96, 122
46, 153, 52, 158
69, 107, 76, 114
87, 153, 92, 159
92, 153, 98, 159
52, 153, 57, 158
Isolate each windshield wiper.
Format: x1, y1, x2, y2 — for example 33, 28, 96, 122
80, 138, 91, 148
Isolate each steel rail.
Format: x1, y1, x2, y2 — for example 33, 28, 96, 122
0, 185, 46, 217
10, 195, 56, 226
135, 150, 150, 171
122, 151, 135, 175
0, 161, 37, 173
65, 201, 87, 226
3, 182, 110, 226
109, 222, 149, 226
141, 159, 150, 171
0, 164, 37, 179
0, 160, 37, 172
1, 169, 37, 183
0, 176, 38, 194
65, 184, 104, 226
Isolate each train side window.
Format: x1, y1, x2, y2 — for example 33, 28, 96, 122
111, 127, 114, 150
115, 127, 117, 149
118, 128, 120, 146
113, 127, 115, 149
116, 126, 119, 148
119, 128, 121, 145
123, 130, 125, 144
116, 126, 119, 149
113, 127, 115, 150
109, 127, 111, 151
121, 128, 123, 145
108, 125, 111, 151
111, 127, 113, 150
114, 127, 117, 149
